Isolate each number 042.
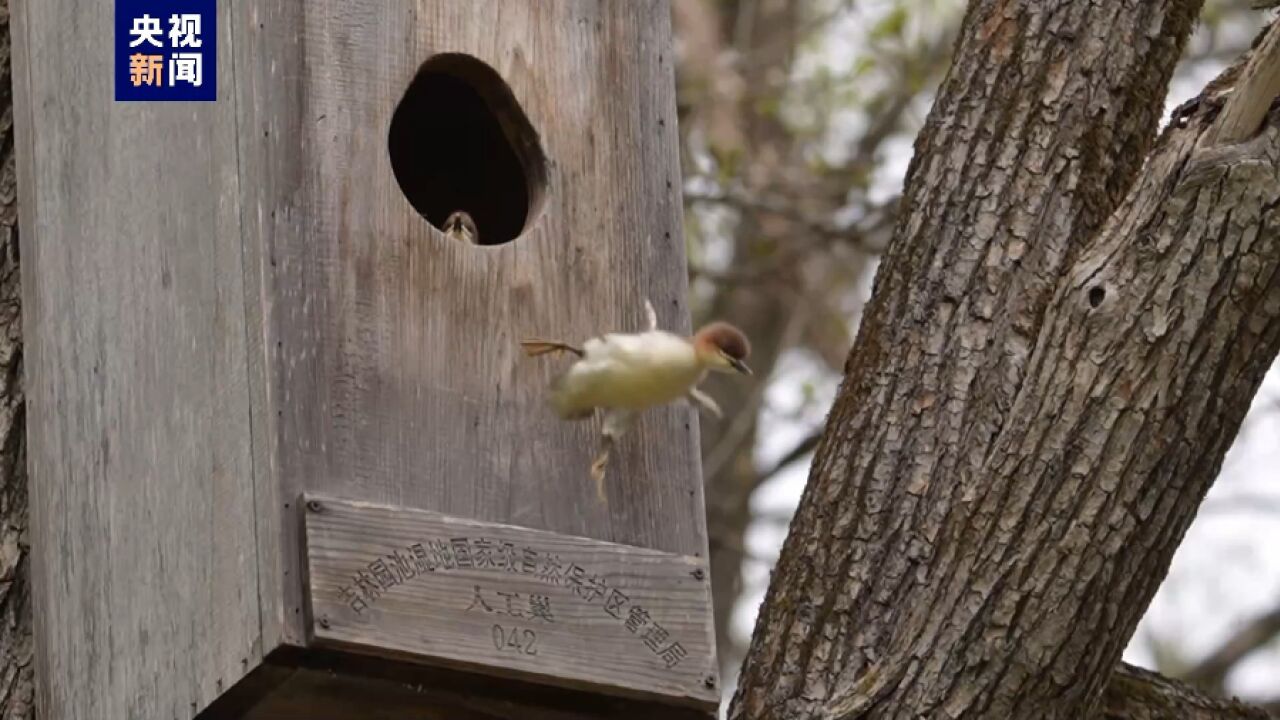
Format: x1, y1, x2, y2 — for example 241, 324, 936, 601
491, 624, 537, 656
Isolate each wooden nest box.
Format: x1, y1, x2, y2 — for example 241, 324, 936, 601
16, 1, 718, 717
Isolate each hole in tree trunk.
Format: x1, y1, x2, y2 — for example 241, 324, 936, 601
388, 53, 547, 246
1088, 286, 1106, 308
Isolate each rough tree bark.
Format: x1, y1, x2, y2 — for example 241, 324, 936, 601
1103, 664, 1272, 720
731, 2, 1280, 719
0, 2, 31, 717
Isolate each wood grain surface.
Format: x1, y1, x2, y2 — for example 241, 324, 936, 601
14, 0, 261, 716
302, 494, 718, 710
16, 0, 712, 715
233, 0, 712, 655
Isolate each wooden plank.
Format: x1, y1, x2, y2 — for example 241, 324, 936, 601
301, 495, 718, 710
234, 0, 709, 648
229, 0, 299, 653
13, 0, 264, 716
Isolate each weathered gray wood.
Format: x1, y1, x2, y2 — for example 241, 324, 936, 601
13, 0, 262, 718
229, 0, 294, 659
301, 495, 718, 710
232, 0, 708, 652
17, 0, 709, 714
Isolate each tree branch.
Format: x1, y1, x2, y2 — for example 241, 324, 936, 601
1183, 604, 1280, 690
730, 3, 1280, 718
702, 300, 807, 482
1205, 17, 1280, 146
755, 430, 821, 483
1102, 664, 1275, 720
683, 188, 890, 253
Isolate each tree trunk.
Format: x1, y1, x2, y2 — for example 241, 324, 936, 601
0, 2, 32, 717
731, 2, 1280, 719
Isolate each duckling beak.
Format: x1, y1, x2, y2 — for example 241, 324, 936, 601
729, 357, 752, 376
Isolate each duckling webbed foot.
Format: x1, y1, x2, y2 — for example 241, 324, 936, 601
591, 409, 636, 502
687, 387, 722, 419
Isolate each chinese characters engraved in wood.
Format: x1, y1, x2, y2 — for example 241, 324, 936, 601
336, 535, 689, 669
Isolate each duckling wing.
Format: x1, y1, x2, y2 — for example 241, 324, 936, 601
556, 332, 700, 409
582, 331, 689, 368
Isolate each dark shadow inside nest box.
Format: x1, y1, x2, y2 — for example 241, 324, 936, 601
388, 53, 548, 246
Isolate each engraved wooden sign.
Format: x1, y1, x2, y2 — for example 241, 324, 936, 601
300, 495, 719, 710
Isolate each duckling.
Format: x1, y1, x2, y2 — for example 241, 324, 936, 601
522, 300, 751, 500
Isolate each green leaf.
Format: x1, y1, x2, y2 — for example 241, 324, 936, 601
871, 6, 908, 40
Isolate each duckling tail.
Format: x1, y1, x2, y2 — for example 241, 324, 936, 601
520, 338, 584, 358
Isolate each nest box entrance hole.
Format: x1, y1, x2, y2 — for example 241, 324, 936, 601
388, 53, 548, 246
